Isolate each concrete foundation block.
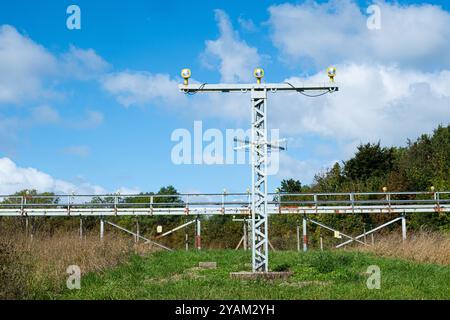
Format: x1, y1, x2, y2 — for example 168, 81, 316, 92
198, 262, 217, 269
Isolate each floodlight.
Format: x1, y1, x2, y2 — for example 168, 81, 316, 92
254, 68, 264, 84
327, 66, 337, 82
181, 68, 191, 85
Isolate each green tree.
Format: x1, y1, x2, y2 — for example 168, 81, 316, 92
343, 142, 396, 181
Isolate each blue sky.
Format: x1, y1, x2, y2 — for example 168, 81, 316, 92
0, 0, 449, 195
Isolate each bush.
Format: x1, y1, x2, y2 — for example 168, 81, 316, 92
308, 252, 354, 273
272, 263, 291, 272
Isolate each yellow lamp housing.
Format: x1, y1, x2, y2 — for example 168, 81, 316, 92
327, 66, 337, 82
181, 68, 191, 85
254, 68, 264, 84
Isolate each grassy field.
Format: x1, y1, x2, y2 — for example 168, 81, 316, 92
55, 249, 450, 300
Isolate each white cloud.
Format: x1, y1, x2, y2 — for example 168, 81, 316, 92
28, 106, 103, 129
116, 186, 141, 195
101, 71, 182, 107
0, 157, 142, 195
268, 0, 450, 70
201, 9, 263, 83
62, 145, 90, 157
276, 153, 334, 184
238, 16, 258, 33
0, 157, 105, 195
0, 115, 20, 151
69, 110, 104, 129
0, 106, 103, 155
0, 25, 109, 105
269, 63, 450, 147
0, 25, 58, 104
61, 45, 110, 80
99, 10, 262, 115
31, 105, 61, 124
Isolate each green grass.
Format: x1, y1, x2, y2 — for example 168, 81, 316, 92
55, 250, 450, 300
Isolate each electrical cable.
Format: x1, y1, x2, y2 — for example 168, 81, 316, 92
284, 81, 334, 97
185, 83, 207, 95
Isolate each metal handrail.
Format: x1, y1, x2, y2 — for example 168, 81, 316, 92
1, 191, 448, 216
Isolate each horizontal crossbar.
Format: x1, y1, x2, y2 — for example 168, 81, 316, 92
179, 82, 339, 92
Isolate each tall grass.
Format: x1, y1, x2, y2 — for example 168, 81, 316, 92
0, 228, 155, 299
353, 231, 450, 265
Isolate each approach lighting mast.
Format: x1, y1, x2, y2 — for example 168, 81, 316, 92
179, 68, 339, 272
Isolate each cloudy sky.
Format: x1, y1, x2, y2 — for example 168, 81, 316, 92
0, 0, 449, 195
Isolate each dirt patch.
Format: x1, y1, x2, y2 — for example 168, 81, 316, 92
230, 271, 293, 281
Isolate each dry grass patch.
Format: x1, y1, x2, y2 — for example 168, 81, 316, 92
0, 230, 155, 299
353, 232, 450, 265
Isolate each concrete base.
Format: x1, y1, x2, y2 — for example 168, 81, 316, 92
199, 262, 217, 269
230, 271, 293, 281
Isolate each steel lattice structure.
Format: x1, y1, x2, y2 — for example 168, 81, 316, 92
251, 88, 269, 271
178, 76, 339, 272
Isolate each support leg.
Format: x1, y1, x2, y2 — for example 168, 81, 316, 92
243, 221, 248, 251
296, 225, 300, 252
80, 218, 82, 240
320, 234, 323, 251
195, 218, 201, 250
25, 217, 29, 238
100, 218, 104, 241
401, 215, 407, 241
135, 218, 140, 243
29, 217, 33, 241
302, 216, 308, 252
247, 219, 252, 251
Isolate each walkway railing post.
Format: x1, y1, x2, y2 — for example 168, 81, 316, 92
195, 217, 201, 250
401, 214, 407, 241
135, 218, 140, 243
243, 218, 248, 251
79, 218, 83, 240
25, 216, 29, 237
296, 224, 300, 252
100, 217, 104, 241
302, 216, 308, 252
30, 218, 33, 242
